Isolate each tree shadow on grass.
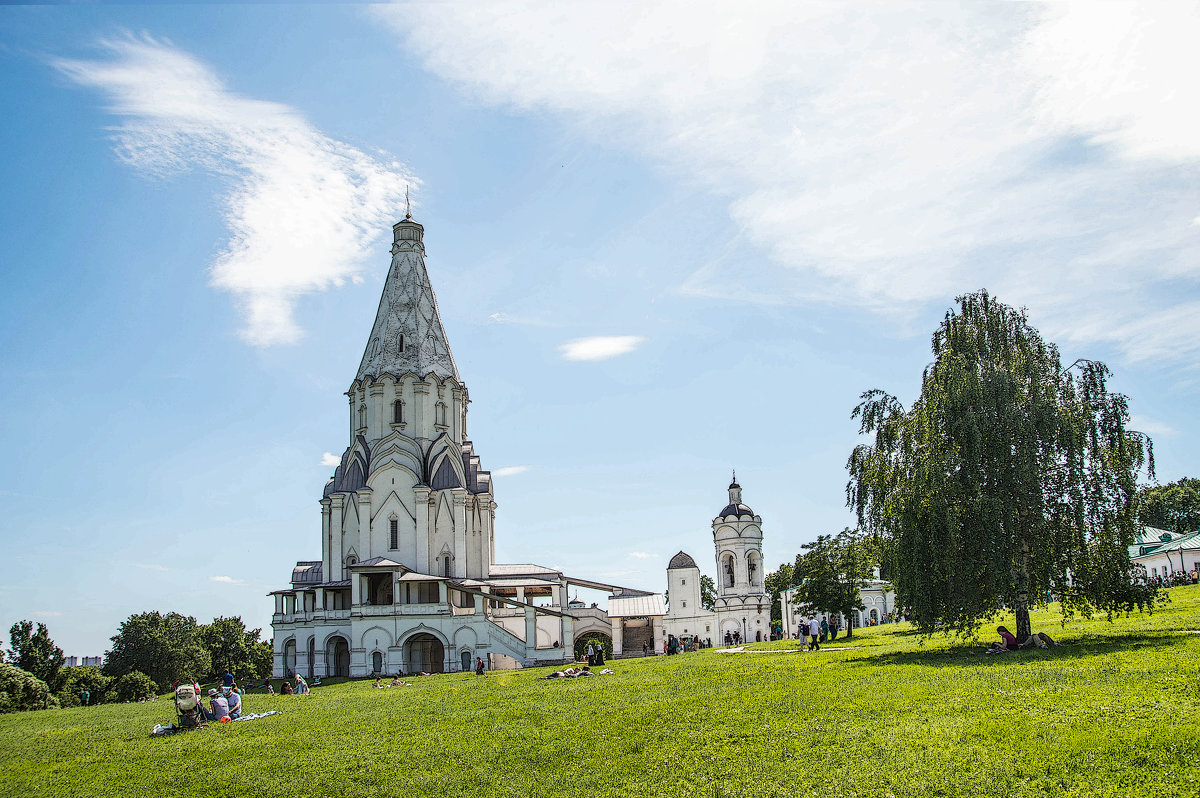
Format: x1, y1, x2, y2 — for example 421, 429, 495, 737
846, 631, 1188, 669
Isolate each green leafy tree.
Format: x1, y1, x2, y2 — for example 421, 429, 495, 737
1138, 477, 1200, 536
104, 611, 211, 692
764, 563, 796, 623
0, 663, 58, 713
848, 290, 1157, 641
106, 670, 156, 703
700, 574, 717, 612
200, 616, 272, 682
57, 666, 112, 708
790, 529, 876, 638
7, 621, 65, 693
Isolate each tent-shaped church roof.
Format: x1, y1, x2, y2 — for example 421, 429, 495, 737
355, 214, 460, 385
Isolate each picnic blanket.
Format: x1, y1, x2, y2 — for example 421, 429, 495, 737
151, 711, 282, 736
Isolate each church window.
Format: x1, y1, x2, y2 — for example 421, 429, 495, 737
393, 400, 404, 424
389, 518, 398, 549
435, 401, 447, 427
682, 601, 687, 608
358, 404, 367, 429
443, 555, 451, 577
681, 579, 686, 585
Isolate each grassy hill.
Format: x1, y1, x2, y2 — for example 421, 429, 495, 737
4, 586, 1200, 798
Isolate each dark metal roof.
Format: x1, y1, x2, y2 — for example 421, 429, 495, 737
668, 551, 698, 569
431, 456, 461, 490
718, 503, 755, 519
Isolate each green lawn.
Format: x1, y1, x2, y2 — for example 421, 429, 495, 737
4, 586, 1200, 798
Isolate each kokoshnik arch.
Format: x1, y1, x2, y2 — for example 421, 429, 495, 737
269, 212, 658, 677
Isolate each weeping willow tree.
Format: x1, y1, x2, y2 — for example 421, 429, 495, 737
847, 291, 1157, 640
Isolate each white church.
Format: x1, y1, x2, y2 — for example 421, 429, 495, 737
270, 213, 661, 678
663, 476, 771, 645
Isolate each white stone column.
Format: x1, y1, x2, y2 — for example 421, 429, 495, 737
453, 491, 467, 578
451, 386, 462, 441
560, 614, 574, 660
524, 607, 538, 662
320, 499, 332, 578
652, 617, 664, 655
611, 619, 624, 658
413, 381, 429, 440
414, 485, 431, 572
330, 494, 345, 581
351, 573, 362, 606
357, 487, 373, 559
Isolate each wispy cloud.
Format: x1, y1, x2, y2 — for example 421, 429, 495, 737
33, 611, 63, 618
1130, 415, 1176, 437
53, 33, 413, 346
493, 465, 531, 477
377, 3, 1200, 368
488, 312, 551, 326
131, 562, 170, 572
209, 575, 245, 585
628, 552, 654, 560
320, 452, 342, 467
559, 335, 645, 361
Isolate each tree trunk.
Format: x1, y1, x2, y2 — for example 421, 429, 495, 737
1015, 542, 1032, 641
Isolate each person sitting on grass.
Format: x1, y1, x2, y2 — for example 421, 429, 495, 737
294, 674, 309, 694
223, 686, 243, 719
281, 680, 293, 695
205, 688, 229, 721
373, 678, 383, 689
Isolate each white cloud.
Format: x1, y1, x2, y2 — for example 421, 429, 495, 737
132, 562, 170, 572
628, 552, 655, 560
209, 575, 245, 585
54, 34, 414, 346
377, 2, 1200, 368
1130, 415, 1176, 437
320, 452, 342, 467
559, 335, 646, 361
33, 611, 63, 617
489, 312, 551, 326
493, 465, 531, 477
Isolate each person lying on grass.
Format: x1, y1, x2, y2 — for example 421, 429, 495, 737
543, 666, 592, 679
986, 627, 1060, 653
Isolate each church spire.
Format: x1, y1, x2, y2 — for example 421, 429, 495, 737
355, 214, 461, 385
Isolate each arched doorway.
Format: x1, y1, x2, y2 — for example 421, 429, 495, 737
460, 650, 472, 672
405, 633, 445, 674
283, 639, 297, 675
306, 637, 316, 678
371, 651, 384, 675
327, 636, 350, 677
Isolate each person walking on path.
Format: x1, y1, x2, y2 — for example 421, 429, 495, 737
808, 617, 821, 651
820, 617, 829, 643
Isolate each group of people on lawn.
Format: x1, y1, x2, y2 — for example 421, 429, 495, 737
199, 672, 315, 720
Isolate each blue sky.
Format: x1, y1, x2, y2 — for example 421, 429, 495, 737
2, 3, 1198, 657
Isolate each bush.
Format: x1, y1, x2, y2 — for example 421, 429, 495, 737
105, 670, 156, 703
0, 663, 59, 713
57, 666, 113, 707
